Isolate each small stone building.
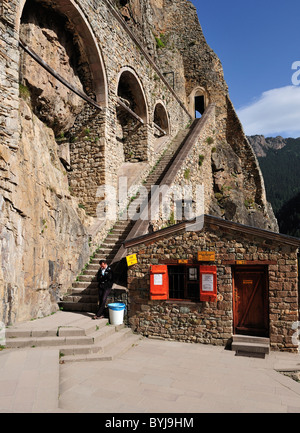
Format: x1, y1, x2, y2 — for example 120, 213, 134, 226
125, 215, 300, 352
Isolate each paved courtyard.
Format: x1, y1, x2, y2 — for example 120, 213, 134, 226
59, 337, 300, 413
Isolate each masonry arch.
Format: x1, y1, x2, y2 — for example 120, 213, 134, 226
188, 87, 209, 119
17, 0, 109, 216
153, 101, 170, 137
116, 68, 149, 162
17, 0, 108, 129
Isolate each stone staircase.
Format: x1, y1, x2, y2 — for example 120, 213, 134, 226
59, 122, 197, 314
5, 313, 141, 363
231, 334, 270, 358
60, 218, 134, 314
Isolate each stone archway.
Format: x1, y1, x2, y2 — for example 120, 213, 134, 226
116, 68, 149, 162
16, 0, 109, 216
153, 101, 170, 137
188, 86, 209, 119
17, 0, 108, 122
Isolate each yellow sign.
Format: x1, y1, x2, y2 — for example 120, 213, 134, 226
236, 260, 247, 265
197, 251, 215, 262
126, 254, 138, 267
178, 259, 188, 264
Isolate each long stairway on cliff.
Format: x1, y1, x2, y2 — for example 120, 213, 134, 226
59, 113, 209, 314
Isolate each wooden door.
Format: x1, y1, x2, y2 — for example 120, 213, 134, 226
233, 266, 269, 337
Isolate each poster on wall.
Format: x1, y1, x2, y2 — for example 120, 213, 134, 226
201, 273, 214, 292
153, 274, 163, 286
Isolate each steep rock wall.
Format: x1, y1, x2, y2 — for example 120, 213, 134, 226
0, 99, 90, 324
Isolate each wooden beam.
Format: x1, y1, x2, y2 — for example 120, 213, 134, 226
19, 38, 102, 111
153, 122, 167, 136
117, 97, 144, 124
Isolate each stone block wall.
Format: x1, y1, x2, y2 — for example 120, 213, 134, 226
150, 105, 216, 231
0, 0, 20, 151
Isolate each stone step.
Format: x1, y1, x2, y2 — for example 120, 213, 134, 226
5, 315, 107, 339
77, 275, 97, 282
59, 301, 97, 313
62, 294, 98, 303
72, 281, 98, 289
58, 324, 123, 356
5, 334, 95, 349
61, 330, 141, 363
3, 312, 140, 364
232, 335, 270, 345
231, 334, 270, 357
67, 287, 98, 296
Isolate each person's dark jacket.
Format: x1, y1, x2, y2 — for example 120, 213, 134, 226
96, 266, 114, 291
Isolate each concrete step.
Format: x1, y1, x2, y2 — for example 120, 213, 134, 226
62, 294, 98, 303
231, 334, 270, 357
232, 335, 270, 345
61, 331, 142, 363
72, 281, 98, 289
66, 287, 98, 296
59, 301, 97, 313
4, 311, 140, 364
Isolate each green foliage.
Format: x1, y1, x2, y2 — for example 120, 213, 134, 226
184, 168, 190, 179
155, 33, 167, 49
19, 83, 30, 101
198, 154, 204, 166
206, 136, 214, 145
258, 137, 300, 236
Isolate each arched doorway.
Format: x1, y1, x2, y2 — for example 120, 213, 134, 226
153, 102, 170, 137
116, 68, 148, 162
188, 87, 209, 119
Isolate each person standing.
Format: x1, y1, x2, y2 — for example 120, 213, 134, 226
93, 260, 114, 319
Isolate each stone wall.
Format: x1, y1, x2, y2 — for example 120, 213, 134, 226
0, 0, 20, 151
126, 220, 299, 352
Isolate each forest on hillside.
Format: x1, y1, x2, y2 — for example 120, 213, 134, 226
254, 137, 300, 237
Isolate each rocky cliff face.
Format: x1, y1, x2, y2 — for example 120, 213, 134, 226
247, 135, 287, 157
115, 0, 278, 232
19, 0, 87, 136
0, 99, 90, 324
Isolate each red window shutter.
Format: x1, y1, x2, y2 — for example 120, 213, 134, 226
150, 265, 169, 300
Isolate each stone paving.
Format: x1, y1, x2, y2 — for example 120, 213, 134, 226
59, 338, 300, 413
1, 311, 300, 413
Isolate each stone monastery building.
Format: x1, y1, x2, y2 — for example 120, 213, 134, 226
0, 0, 299, 352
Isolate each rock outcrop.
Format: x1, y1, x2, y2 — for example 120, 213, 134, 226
19, 0, 87, 136
247, 135, 287, 157
0, 99, 90, 324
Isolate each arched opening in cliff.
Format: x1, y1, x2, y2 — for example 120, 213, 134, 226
18, 0, 107, 136
195, 96, 205, 118
116, 69, 149, 163
188, 87, 208, 119
153, 102, 170, 137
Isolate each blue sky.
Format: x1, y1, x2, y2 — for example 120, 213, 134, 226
191, 0, 300, 137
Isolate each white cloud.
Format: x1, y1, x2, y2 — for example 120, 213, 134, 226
237, 85, 300, 137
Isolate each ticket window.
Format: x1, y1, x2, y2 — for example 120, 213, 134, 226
168, 265, 200, 301
151, 264, 217, 302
